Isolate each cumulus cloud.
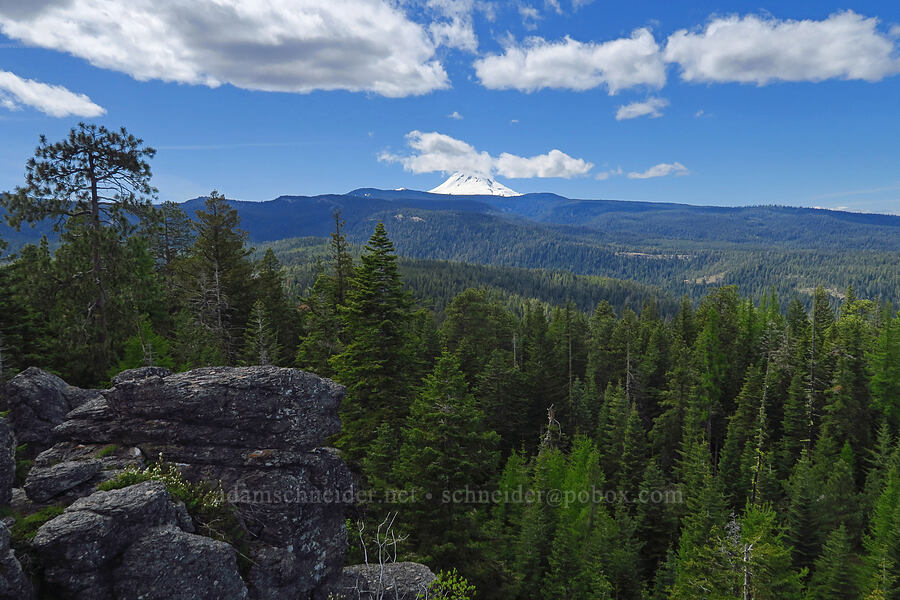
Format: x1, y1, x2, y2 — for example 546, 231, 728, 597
627, 162, 688, 179
379, 130, 593, 178
496, 149, 592, 178
616, 97, 668, 120
448, 111, 463, 119
0, 70, 105, 117
665, 11, 900, 85
474, 28, 666, 93
0, 0, 449, 97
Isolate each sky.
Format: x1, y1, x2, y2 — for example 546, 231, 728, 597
0, 1, 899, 214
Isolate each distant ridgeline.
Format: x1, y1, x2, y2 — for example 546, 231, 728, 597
4, 189, 899, 307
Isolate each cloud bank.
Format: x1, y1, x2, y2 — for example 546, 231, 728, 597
0, 0, 450, 97
473, 29, 666, 93
665, 11, 900, 84
379, 131, 593, 178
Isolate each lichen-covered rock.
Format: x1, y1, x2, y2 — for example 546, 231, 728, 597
32, 366, 351, 599
109, 366, 173, 386
113, 526, 248, 600
33, 482, 177, 589
0, 418, 15, 506
32, 481, 249, 599
23, 459, 103, 504
2, 368, 99, 458
56, 366, 342, 453
336, 562, 436, 600
0, 521, 33, 600
23, 442, 144, 504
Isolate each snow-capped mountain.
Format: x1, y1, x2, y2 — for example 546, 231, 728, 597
428, 172, 521, 196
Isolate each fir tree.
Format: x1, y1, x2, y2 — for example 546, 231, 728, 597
331, 222, 421, 463
807, 525, 859, 600
240, 299, 282, 366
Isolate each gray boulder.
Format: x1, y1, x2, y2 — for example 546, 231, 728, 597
113, 526, 247, 600
336, 562, 436, 600
2, 368, 99, 458
22, 442, 144, 505
33, 481, 250, 599
56, 366, 343, 453
109, 366, 173, 386
23, 459, 103, 504
0, 521, 33, 600
0, 418, 15, 506
36, 366, 351, 599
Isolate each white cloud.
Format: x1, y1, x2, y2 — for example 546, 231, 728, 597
665, 11, 900, 85
380, 131, 494, 176
474, 28, 666, 93
448, 111, 463, 119
379, 130, 593, 178
595, 167, 622, 180
627, 162, 688, 179
0, 70, 105, 117
545, 0, 562, 15
572, 0, 593, 10
496, 149, 592, 178
695, 109, 704, 117
510, 119, 519, 124
519, 5, 541, 31
426, 0, 478, 52
616, 97, 668, 120
0, 0, 449, 97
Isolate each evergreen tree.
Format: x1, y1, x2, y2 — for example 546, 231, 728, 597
240, 299, 282, 366
2, 124, 157, 377
870, 310, 900, 430
175, 191, 254, 365
860, 459, 900, 599
620, 401, 649, 495
807, 525, 859, 600
108, 314, 175, 377
331, 222, 421, 463
394, 352, 499, 570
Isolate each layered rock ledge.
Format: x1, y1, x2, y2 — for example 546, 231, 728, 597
2, 365, 353, 600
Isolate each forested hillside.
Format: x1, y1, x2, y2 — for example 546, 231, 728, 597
2, 125, 900, 600
5, 183, 899, 307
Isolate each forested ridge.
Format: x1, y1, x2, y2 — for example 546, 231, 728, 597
2, 125, 900, 599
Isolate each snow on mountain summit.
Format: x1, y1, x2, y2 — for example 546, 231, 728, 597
428, 172, 521, 197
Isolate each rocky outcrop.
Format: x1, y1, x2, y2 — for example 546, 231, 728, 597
2, 368, 99, 458
17, 365, 351, 599
0, 521, 33, 600
33, 481, 247, 599
109, 366, 173, 386
336, 562, 436, 600
0, 418, 15, 506
23, 442, 144, 505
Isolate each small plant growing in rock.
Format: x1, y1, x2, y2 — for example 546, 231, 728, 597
418, 569, 476, 600
10, 504, 64, 544
98, 456, 250, 571
13, 443, 32, 486
95, 444, 119, 458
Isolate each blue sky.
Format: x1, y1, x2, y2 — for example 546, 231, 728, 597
0, 1, 899, 213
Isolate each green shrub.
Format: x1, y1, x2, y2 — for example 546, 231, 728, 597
95, 444, 119, 458
420, 569, 477, 600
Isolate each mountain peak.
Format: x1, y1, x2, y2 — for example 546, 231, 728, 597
428, 172, 521, 197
